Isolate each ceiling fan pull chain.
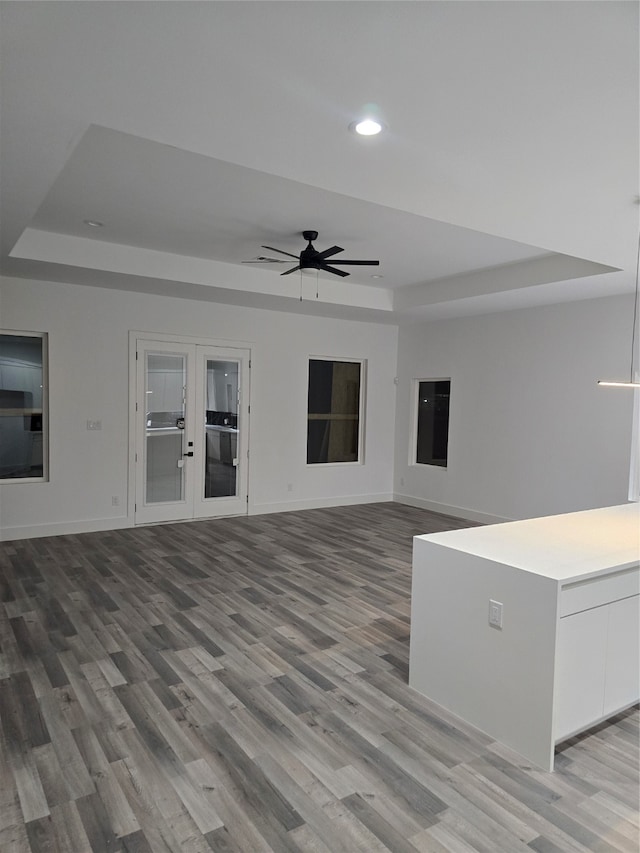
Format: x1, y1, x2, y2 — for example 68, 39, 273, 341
316, 270, 319, 299
300, 270, 303, 302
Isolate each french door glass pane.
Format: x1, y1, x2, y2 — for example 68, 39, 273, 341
0, 333, 46, 480
145, 353, 186, 503
204, 359, 238, 499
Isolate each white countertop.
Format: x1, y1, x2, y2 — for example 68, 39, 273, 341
415, 503, 640, 583
146, 426, 238, 435
146, 427, 183, 435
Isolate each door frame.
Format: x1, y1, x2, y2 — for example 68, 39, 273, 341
134, 339, 196, 525
128, 330, 252, 525
192, 344, 250, 519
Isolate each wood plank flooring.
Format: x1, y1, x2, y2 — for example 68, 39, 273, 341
0, 502, 638, 853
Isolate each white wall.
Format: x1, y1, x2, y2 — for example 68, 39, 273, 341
0, 276, 398, 539
394, 294, 636, 522
2, 276, 635, 539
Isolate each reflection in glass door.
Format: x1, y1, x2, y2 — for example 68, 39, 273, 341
145, 352, 186, 504
193, 345, 249, 519
203, 359, 239, 499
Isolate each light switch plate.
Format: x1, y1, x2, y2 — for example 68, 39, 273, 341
489, 599, 503, 629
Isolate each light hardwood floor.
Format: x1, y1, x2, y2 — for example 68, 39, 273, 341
0, 503, 638, 852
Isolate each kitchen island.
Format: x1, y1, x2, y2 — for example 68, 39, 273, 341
205, 423, 237, 465
409, 503, 640, 770
146, 425, 184, 503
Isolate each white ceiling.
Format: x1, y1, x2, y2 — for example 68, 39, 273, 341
1, 1, 638, 323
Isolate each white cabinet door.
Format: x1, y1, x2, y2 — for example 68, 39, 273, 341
554, 606, 608, 741
604, 595, 640, 715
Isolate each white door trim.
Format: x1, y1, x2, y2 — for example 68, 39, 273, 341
128, 331, 252, 526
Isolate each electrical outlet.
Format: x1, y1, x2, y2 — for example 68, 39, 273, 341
86, 419, 102, 431
489, 599, 503, 629
111, 496, 120, 507
287, 483, 293, 492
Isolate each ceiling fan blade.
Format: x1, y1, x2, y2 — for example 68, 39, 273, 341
280, 265, 302, 276
262, 245, 300, 260
242, 256, 287, 264
324, 259, 380, 266
319, 262, 349, 277
316, 245, 343, 260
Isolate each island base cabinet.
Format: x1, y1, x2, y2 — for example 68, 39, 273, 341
603, 595, 640, 715
554, 607, 608, 741
554, 593, 639, 743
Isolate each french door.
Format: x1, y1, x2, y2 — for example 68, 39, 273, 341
134, 338, 250, 525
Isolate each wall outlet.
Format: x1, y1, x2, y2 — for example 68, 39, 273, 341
111, 496, 120, 507
400, 477, 405, 487
489, 599, 503, 629
86, 419, 102, 431
287, 483, 293, 492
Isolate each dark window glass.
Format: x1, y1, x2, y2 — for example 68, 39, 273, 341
416, 380, 450, 467
307, 360, 361, 464
0, 333, 47, 481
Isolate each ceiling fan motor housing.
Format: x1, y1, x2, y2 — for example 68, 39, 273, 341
300, 231, 321, 269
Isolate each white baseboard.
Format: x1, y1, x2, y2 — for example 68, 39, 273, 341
0, 495, 508, 541
0, 515, 133, 542
392, 493, 512, 525
251, 492, 394, 516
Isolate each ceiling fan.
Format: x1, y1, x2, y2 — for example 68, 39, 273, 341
245, 230, 380, 277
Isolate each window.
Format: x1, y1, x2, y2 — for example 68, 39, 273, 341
414, 379, 450, 467
0, 332, 48, 482
307, 358, 363, 464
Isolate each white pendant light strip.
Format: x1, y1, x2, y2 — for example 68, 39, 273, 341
598, 217, 640, 389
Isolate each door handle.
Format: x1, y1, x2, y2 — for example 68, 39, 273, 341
183, 451, 194, 457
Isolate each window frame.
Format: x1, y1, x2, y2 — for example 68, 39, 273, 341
0, 330, 49, 484
629, 383, 640, 502
306, 356, 366, 466
410, 377, 451, 469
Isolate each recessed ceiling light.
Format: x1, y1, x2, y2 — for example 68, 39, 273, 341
349, 118, 386, 136
83, 219, 104, 227
371, 274, 384, 279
